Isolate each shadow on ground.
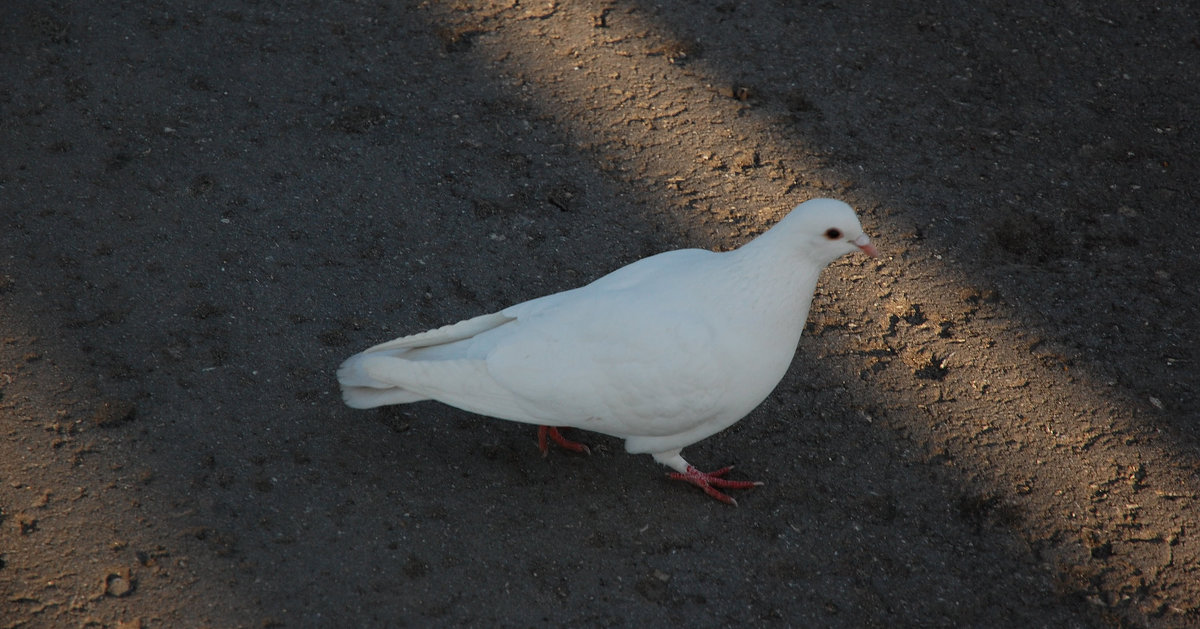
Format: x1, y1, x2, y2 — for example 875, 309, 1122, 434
1, 1, 1197, 627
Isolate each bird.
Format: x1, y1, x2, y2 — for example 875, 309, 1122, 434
337, 198, 877, 504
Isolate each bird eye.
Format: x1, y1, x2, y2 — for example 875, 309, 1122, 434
824, 228, 842, 240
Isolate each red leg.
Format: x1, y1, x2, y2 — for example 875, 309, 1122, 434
667, 465, 763, 505
537, 426, 591, 456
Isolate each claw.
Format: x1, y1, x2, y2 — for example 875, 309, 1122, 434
667, 465, 763, 505
537, 426, 591, 456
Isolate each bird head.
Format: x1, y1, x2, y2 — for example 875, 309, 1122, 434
776, 198, 878, 264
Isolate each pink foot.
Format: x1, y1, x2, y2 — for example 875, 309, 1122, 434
667, 465, 763, 505
537, 426, 591, 456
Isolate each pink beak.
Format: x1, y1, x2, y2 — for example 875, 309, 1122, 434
853, 233, 879, 258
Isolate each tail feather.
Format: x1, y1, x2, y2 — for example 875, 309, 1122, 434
336, 352, 535, 423
337, 312, 523, 413
337, 353, 431, 409
341, 385, 428, 409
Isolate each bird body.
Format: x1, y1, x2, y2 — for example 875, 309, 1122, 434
338, 199, 876, 502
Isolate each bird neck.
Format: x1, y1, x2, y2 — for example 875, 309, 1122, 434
724, 242, 824, 335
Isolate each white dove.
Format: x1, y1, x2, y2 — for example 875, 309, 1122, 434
338, 198, 877, 504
